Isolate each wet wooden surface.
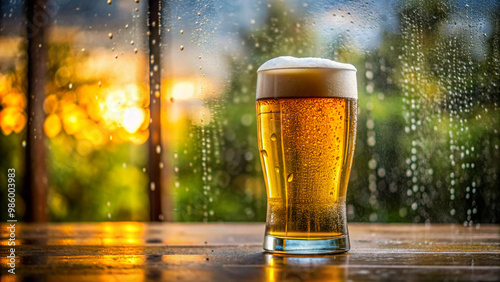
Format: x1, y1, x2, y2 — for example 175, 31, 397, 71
1, 223, 499, 281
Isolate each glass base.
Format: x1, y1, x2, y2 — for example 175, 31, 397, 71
263, 234, 350, 254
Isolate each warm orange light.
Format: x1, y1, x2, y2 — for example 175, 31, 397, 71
1, 92, 26, 108
61, 104, 87, 135
171, 81, 195, 101
44, 113, 62, 138
122, 107, 145, 133
43, 94, 59, 114
0, 107, 27, 135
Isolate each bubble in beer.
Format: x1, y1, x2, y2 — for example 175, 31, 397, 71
287, 173, 294, 182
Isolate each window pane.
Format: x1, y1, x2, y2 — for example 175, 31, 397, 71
0, 0, 498, 224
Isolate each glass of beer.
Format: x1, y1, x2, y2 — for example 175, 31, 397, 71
256, 56, 357, 254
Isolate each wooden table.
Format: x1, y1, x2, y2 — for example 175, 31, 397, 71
1, 223, 499, 281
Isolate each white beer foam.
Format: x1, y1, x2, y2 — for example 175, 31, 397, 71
257, 56, 356, 72
257, 56, 357, 100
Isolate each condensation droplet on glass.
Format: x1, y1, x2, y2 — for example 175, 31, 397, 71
180, 45, 184, 51
69, 83, 73, 89
125, 24, 129, 29
150, 182, 156, 191
134, 48, 138, 54
107, 213, 111, 218
107, 0, 112, 5
108, 33, 113, 39
270, 133, 277, 141
142, 167, 146, 172
135, 0, 140, 3
107, 202, 110, 206
274, 167, 279, 173
260, 150, 268, 157
180, 30, 184, 34
130, 40, 134, 45
159, 162, 164, 169
178, 17, 181, 21
287, 173, 294, 182
22, 140, 26, 147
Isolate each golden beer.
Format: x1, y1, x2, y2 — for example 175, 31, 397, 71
256, 57, 357, 254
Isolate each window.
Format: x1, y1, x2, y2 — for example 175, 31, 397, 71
0, 0, 498, 224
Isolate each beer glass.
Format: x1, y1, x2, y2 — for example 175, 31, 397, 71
256, 56, 357, 254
